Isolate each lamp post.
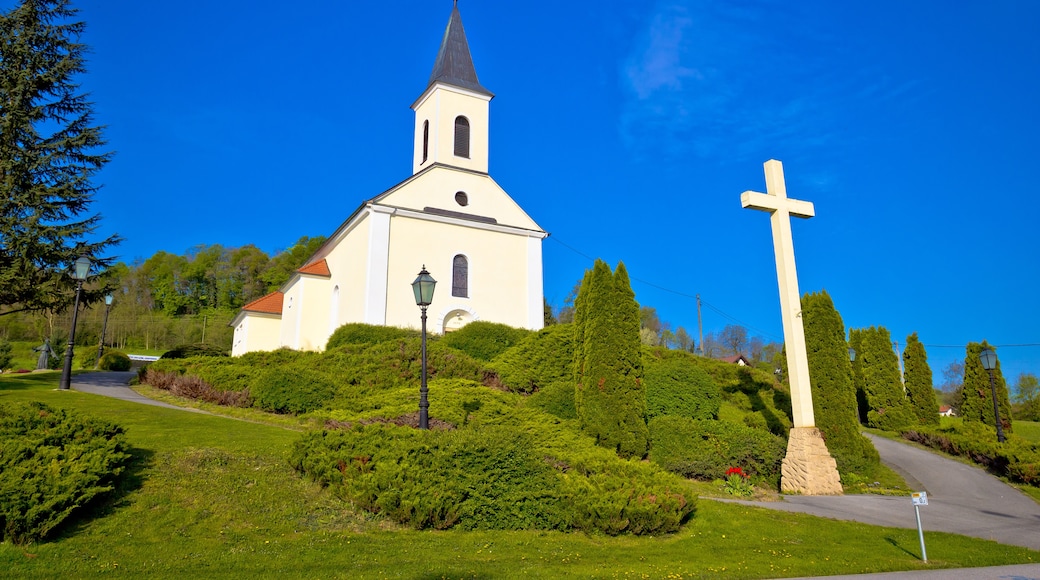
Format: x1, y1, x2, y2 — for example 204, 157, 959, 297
979, 348, 1006, 443
95, 294, 114, 369
60, 254, 92, 391
411, 266, 437, 429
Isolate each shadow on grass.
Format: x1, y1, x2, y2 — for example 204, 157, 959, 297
885, 536, 922, 560
0, 372, 62, 391
49, 445, 155, 542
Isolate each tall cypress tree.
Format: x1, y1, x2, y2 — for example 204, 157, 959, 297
573, 259, 648, 459
801, 291, 879, 477
855, 326, 914, 431
848, 328, 868, 423
959, 341, 1013, 434
0, 0, 118, 316
903, 332, 939, 426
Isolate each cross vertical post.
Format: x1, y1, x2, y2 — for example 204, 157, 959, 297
741, 159, 816, 428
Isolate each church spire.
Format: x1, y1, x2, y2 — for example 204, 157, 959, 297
426, 3, 493, 97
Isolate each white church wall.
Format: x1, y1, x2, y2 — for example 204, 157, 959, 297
295, 275, 332, 351
325, 213, 372, 326
383, 214, 541, 334
232, 314, 281, 356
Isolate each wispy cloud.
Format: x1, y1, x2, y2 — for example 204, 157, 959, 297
617, 0, 924, 166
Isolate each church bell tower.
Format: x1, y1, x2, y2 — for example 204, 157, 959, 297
411, 4, 493, 175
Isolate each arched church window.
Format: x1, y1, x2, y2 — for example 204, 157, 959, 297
422, 120, 429, 163
452, 254, 468, 298
454, 116, 470, 158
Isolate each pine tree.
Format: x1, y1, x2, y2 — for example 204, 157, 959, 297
573, 259, 648, 458
902, 332, 939, 426
801, 291, 879, 476
959, 341, 1013, 434
855, 326, 914, 431
0, 0, 118, 316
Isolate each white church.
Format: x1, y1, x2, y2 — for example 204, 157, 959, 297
230, 5, 547, 356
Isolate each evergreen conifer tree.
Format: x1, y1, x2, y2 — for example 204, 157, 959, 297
0, 0, 118, 315
848, 328, 868, 423
573, 259, 648, 458
855, 326, 914, 431
959, 341, 1013, 434
801, 291, 879, 476
902, 332, 939, 426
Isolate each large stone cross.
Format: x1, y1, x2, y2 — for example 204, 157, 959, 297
740, 159, 816, 429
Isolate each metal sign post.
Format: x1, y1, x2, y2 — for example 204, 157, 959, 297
911, 492, 928, 562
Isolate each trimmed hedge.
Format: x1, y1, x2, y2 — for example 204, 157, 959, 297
643, 355, 720, 420
903, 422, 1040, 486
0, 402, 131, 545
251, 364, 339, 414
160, 343, 229, 359
98, 350, 131, 371
326, 323, 417, 350
648, 416, 786, 482
489, 323, 574, 394
440, 321, 533, 362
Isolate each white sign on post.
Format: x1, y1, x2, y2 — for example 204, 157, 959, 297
911, 491, 928, 561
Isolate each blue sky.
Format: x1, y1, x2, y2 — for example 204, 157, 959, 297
16, 1, 1040, 383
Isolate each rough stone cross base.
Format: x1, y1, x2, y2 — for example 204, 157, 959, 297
781, 427, 843, 495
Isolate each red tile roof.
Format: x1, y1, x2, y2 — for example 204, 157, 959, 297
297, 259, 331, 277
242, 291, 284, 314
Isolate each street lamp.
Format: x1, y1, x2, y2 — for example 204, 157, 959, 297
979, 347, 1006, 443
411, 266, 437, 430
60, 254, 92, 391
95, 294, 114, 369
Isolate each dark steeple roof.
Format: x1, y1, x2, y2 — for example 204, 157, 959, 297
426, 3, 493, 98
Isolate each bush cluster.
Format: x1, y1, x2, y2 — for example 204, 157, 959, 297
643, 354, 720, 420
440, 321, 532, 361
326, 323, 417, 350
903, 422, 1040, 486
141, 369, 251, 407
0, 402, 130, 545
648, 416, 786, 481
291, 418, 696, 535
251, 364, 338, 414
160, 343, 230, 359
489, 324, 574, 394
98, 350, 131, 371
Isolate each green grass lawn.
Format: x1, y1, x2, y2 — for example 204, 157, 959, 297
1015, 420, 1040, 443
2, 373, 1038, 578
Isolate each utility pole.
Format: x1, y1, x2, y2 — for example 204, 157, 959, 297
696, 294, 705, 356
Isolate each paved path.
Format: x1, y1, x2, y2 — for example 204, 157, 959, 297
70, 371, 206, 413
731, 433, 1040, 551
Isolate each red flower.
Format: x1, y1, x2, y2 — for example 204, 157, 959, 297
726, 467, 746, 478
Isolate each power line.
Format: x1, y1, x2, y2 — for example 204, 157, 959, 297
548, 235, 782, 341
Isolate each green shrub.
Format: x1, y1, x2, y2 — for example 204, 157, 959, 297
326, 323, 417, 350
440, 321, 533, 362
160, 343, 230, 359
0, 338, 13, 369
98, 350, 131, 371
527, 380, 577, 419
489, 324, 574, 394
903, 422, 1040, 486
648, 416, 786, 482
251, 364, 339, 414
77, 347, 98, 369
644, 356, 720, 420
0, 402, 131, 545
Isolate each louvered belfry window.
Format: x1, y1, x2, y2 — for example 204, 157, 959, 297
452, 255, 468, 297
454, 116, 470, 158
422, 120, 429, 163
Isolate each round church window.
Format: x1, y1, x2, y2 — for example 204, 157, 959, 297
455, 191, 469, 206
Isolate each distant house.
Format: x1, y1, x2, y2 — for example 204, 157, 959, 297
939, 405, 957, 417
720, 354, 753, 367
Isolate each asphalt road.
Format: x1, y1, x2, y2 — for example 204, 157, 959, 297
731, 433, 1040, 551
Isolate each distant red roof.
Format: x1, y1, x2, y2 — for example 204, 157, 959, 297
297, 259, 331, 277
242, 291, 283, 315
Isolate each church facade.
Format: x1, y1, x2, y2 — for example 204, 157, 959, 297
230, 5, 547, 356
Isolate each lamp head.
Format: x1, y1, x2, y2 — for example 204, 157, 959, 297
979, 348, 997, 371
411, 266, 437, 307
105, 294, 114, 306
848, 347, 856, 362
71, 255, 91, 281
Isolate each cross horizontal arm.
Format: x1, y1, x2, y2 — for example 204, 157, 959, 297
740, 191, 815, 218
